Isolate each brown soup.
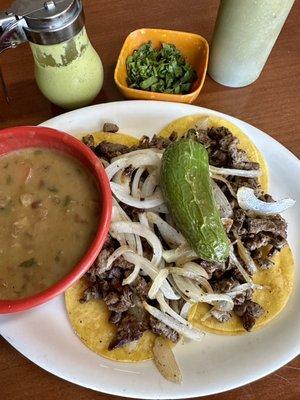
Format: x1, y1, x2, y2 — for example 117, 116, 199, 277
0, 148, 100, 300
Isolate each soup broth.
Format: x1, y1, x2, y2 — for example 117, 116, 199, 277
0, 148, 100, 300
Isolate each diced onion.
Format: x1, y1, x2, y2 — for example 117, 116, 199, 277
148, 269, 169, 299
210, 165, 261, 178
237, 186, 295, 215
143, 302, 204, 341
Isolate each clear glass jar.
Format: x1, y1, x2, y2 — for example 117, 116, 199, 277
208, 0, 295, 87
30, 27, 103, 109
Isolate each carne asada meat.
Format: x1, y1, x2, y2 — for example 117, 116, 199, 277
103, 122, 119, 133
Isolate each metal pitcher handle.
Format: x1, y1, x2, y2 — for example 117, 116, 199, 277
0, 12, 27, 55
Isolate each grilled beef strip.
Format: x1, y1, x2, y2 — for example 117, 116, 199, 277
81, 125, 289, 340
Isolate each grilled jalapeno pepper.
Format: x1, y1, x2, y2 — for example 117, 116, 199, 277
160, 138, 229, 262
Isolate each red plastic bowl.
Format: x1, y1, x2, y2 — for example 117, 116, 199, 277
0, 126, 112, 314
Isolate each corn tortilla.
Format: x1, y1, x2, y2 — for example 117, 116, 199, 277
159, 115, 294, 335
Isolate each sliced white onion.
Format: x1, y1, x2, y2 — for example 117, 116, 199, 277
131, 166, 145, 198
182, 262, 210, 279
170, 266, 213, 293
237, 186, 295, 215
229, 249, 252, 284
211, 174, 237, 198
222, 217, 234, 233
113, 170, 130, 194
172, 275, 234, 310
112, 200, 136, 251
123, 252, 179, 300
110, 221, 162, 267
149, 204, 169, 214
180, 302, 192, 319
163, 245, 197, 264
212, 180, 233, 218
233, 231, 258, 274
142, 170, 159, 197
143, 302, 204, 341
100, 158, 109, 168
147, 212, 186, 247
111, 182, 164, 209
138, 212, 150, 228
227, 283, 264, 297
106, 153, 160, 180
156, 292, 189, 325
148, 269, 169, 299
111, 205, 127, 245
106, 246, 134, 270
122, 264, 141, 286
112, 148, 163, 162
195, 117, 211, 131
210, 165, 261, 178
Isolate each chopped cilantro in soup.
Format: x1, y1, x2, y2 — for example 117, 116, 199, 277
0, 148, 100, 300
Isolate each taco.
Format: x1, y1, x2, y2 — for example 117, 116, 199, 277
65, 115, 294, 369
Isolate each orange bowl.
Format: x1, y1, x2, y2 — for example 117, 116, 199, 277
114, 28, 209, 104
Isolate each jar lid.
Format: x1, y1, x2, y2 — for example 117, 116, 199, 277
9, 0, 84, 44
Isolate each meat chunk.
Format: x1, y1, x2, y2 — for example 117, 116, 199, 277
246, 215, 287, 238
103, 123, 119, 133
149, 316, 179, 343
108, 312, 149, 350
232, 209, 246, 234
82, 134, 95, 149
95, 141, 130, 161
211, 278, 239, 293
104, 286, 134, 313
234, 300, 264, 331
195, 259, 225, 279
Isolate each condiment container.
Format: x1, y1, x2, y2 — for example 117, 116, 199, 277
0, 0, 103, 109
208, 0, 295, 87
114, 28, 209, 104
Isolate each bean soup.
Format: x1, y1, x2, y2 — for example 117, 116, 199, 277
0, 148, 100, 300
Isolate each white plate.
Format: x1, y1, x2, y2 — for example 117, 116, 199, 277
0, 101, 299, 399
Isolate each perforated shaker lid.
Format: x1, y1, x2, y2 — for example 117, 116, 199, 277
9, 0, 84, 44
